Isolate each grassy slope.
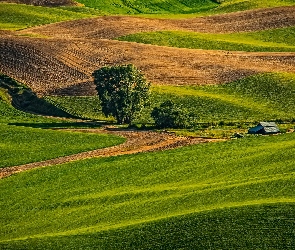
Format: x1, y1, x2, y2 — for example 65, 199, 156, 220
46, 73, 295, 124
0, 89, 125, 168
75, 0, 295, 15
44, 96, 114, 121
117, 27, 295, 52
2, 0, 294, 31
1, 204, 294, 249
154, 73, 295, 122
75, 0, 218, 14
0, 124, 124, 168
0, 3, 101, 30
0, 132, 294, 248
211, 0, 295, 14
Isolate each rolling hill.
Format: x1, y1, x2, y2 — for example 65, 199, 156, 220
1, 6, 295, 96
1, 0, 295, 249
1, 131, 295, 249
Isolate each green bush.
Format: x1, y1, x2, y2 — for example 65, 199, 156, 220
151, 100, 194, 128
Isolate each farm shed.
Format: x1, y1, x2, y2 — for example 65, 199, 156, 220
248, 122, 280, 134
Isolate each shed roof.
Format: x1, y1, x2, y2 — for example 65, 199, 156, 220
248, 122, 280, 134
258, 122, 279, 128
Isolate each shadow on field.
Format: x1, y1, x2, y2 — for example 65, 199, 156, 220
0, 74, 77, 119
8, 121, 107, 129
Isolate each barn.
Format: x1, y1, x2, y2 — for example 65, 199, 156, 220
248, 122, 280, 135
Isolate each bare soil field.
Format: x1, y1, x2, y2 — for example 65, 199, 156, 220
1, 35, 295, 96
177, 6, 295, 33
24, 6, 295, 38
1, 6, 295, 96
0, 128, 219, 178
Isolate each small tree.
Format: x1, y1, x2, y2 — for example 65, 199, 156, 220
93, 64, 150, 125
151, 100, 193, 128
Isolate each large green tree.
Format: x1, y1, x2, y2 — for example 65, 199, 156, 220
93, 64, 150, 125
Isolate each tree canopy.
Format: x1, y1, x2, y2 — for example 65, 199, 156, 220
93, 64, 150, 125
151, 100, 193, 128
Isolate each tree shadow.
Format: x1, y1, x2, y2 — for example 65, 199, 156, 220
8, 121, 117, 129
0, 74, 76, 119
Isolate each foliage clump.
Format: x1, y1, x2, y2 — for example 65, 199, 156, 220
151, 100, 195, 128
93, 64, 150, 125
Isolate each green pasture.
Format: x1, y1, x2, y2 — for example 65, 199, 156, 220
0, 88, 125, 168
118, 27, 295, 52
75, 0, 218, 15
1, 204, 294, 249
45, 96, 114, 122
46, 73, 295, 127
2, 0, 294, 31
75, 0, 295, 15
211, 0, 295, 14
154, 73, 295, 121
0, 124, 124, 168
0, 3, 97, 30
1, 131, 295, 248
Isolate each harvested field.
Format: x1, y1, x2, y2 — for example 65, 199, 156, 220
1, 35, 295, 96
1, 6, 295, 96
0, 127, 218, 178
176, 5, 295, 33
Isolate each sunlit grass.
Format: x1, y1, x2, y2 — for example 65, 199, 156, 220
0, 3, 97, 30
0, 89, 124, 168
118, 27, 295, 52
0, 132, 294, 248
46, 73, 295, 125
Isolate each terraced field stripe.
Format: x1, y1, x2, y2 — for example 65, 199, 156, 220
1, 199, 294, 243
153, 85, 278, 114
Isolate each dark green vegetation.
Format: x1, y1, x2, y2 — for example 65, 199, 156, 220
151, 100, 194, 128
93, 64, 150, 125
118, 27, 295, 52
1, 132, 295, 248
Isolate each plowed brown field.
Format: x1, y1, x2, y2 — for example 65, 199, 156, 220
24, 6, 295, 38
1, 6, 295, 96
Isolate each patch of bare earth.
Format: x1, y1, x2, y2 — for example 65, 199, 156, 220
0, 6, 295, 96
22, 6, 295, 38
0, 128, 222, 179
176, 6, 295, 33
1, 36, 295, 96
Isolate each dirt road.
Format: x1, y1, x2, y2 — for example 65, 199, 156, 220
0, 128, 221, 179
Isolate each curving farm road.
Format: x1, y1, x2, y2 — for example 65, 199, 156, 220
0, 128, 221, 179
